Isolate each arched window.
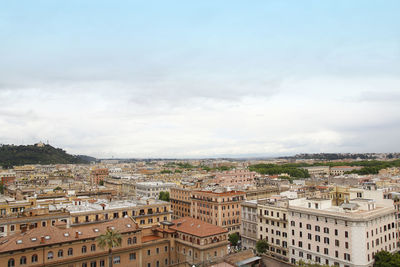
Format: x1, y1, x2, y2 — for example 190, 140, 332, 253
31, 254, 38, 263
82, 245, 87, 253
8, 258, 15, 267
20, 256, 27, 265
127, 238, 132, 245
48, 251, 54, 260
91, 244, 96, 251
68, 248, 73, 256
58, 250, 63, 258
133, 237, 137, 243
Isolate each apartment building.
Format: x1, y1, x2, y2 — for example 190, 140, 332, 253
90, 168, 109, 185
191, 190, 246, 234
258, 197, 289, 262
241, 200, 258, 250
58, 198, 172, 228
0, 171, 15, 186
214, 169, 256, 187
170, 187, 191, 219
288, 197, 397, 267
168, 217, 229, 265
330, 166, 362, 176
0, 216, 228, 267
0, 206, 69, 238
302, 166, 330, 177
136, 182, 176, 198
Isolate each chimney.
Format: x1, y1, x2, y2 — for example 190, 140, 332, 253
40, 236, 45, 244
75, 231, 79, 238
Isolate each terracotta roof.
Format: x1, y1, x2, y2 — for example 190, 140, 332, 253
192, 190, 245, 196
142, 235, 163, 243
0, 217, 139, 252
170, 217, 227, 237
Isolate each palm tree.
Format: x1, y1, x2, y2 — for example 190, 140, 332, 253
97, 228, 122, 267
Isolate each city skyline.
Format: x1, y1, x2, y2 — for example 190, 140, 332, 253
1, 1, 400, 158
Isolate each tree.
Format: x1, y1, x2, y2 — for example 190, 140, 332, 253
373, 250, 400, 267
159, 191, 170, 202
255, 239, 269, 254
228, 233, 239, 247
53, 186, 62, 192
97, 229, 122, 267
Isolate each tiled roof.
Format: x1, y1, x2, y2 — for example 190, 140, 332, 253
142, 235, 163, 243
0, 217, 138, 252
170, 217, 227, 237
192, 190, 245, 196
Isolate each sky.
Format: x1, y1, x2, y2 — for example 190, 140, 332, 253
0, 0, 400, 158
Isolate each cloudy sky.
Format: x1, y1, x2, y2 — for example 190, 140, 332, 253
1, 1, 400, 158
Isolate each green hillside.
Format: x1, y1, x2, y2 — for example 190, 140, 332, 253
0, 144, 94, 168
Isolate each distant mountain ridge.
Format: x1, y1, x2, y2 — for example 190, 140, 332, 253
0, 144, 96, 168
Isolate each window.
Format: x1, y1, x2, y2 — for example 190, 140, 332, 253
165, 246, 168, 252
335, 240, 339, 247
82, 263, 87, 267
133, 237, 137, 243
48, 251, 54, 260
324, 248, 329, 255
82, 246, 87, 253
128, 238, 132, 245
324, 227, 329, 234
90, 262, 97, 267
344, 253, 351, 261
68, 248, 73, 256
335, 229, 338, 236
156, 247, 160, 254
91, 244, 96, 251
130, 253, 136, 260
113, 256, 120, 264
100, 260, 105, 267
58, 250, 63, 258
20, 256, 27, 265
345, 231, 348, 238
8, 259, 15, 267
32, 254, 38, 263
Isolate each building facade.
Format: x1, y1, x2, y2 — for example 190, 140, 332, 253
170, 187, 191, 219
288, 197, 397, 267
136, 182, 176, 198
191, 190, 246, 234
241, 200, 258, 250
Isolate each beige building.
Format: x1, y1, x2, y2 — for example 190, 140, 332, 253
258, 197, 289, 261
240, 200, 258, 250
288, 197, 397, 267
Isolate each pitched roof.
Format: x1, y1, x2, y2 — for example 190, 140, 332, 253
170, 217, 227, 237
0, 217, 139, 252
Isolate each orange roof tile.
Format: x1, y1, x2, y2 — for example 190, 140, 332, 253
170, 217, 227, 237
0, 217, 138, 252
142, 235, 163, 243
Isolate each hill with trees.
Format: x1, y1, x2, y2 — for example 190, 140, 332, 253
0, 144, 94, 168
